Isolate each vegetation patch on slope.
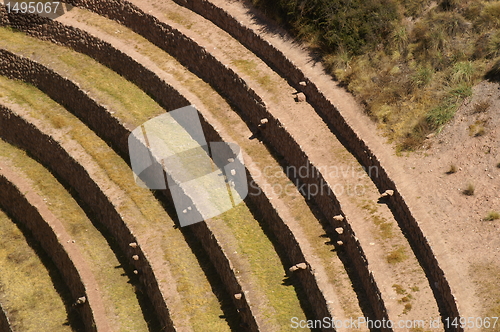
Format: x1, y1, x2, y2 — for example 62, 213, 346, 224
253, 0, 500, 151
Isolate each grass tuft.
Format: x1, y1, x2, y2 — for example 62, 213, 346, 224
469, 120, 486, 136
472, 100, 491, 113
393, 284, 406, 295
484, 211, 500, 221
446, 164, 457, 174
462, 183, 475, 196
386, 247, 407, 264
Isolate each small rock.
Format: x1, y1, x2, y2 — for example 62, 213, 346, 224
333, 215, 344, 221
294, 92, 306, 102
299, 81, 307, 87
75, 296, 86, 305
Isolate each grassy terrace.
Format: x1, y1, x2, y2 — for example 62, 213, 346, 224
0, 208, 73, 332
65, 8, 366, 320
0, 27, 307, 330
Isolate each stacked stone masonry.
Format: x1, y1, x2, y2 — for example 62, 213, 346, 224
0, 0, 461, 329
0, 45, 259, 331
59, 0, 392, 326
0, 9, 342, 330
170, 1, 462, 329
0, 79, 175, 331
2, 1, 393, 327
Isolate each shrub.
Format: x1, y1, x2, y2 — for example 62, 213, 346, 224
484, 211, 500, 221
253, 0, 400, 55
440, 0, 459, 11
462, 183, 475, 196
446, 164, 457, 174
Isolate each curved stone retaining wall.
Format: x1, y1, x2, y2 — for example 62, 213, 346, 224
0, 135, 96, 332
0, 302, 13, 332
169, 0, 462, 328
58, 0, 390, 325
0, 12, 341, 329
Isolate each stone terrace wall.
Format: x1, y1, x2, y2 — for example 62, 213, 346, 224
0, 10, 336, 326
0, 127, 96, 332
0, 304, 11, 332
58, 0, 391, 326
0, 90, 174, 330
0, 47, 262, 331
0, 11, 338, 330
171, 0, 462, 328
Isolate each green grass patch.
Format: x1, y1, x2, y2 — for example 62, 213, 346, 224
386, 246, 408, 264
231, 59, 276, 93
0, 210, 72, 332
216, 204, 307, 331
0, 27, 164, 127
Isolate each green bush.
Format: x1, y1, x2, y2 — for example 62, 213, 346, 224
253, 0, 399, 55
252, 0, 500, 152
